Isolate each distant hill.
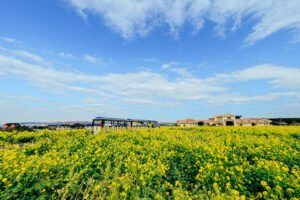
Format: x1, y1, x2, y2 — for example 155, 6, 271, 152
19, 121, 92, 127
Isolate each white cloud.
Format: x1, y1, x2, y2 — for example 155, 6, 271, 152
0, 71, 7, 76
59, 52, 77, 59
65, 0, 300, 44
203, 92, 299, 106
10, 50, 45, 63
99, 71, 224, 100
161, 62, 179, 69
98, 64, 300, 103
84, 54, 102, 63
0, 92, 43, 101
0, 53, 221, 101
0, 99, 127, 122
0, 37, 17, 43
1, 48, 300, 108
65, 0, 209, 39
84, 54, 114, 65
161, 62, 192, 77
281, 103, 300, 109
118, 97, 183, 109
0, 54, 111, 98
216, 64, 300, 89
111, 75, 220, 102
0, 55, 93, 83
168, 67, 192, 77
244, 0, 300, 45
0, 46, 45, 64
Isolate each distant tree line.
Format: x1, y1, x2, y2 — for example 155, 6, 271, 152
269, 118, 300, 125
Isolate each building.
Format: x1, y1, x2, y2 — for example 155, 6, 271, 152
205, 114, 239, 126
177, 114, 272, 127
236, 118, 272, 126
177, 119, 205, 127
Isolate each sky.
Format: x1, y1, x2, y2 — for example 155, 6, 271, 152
0, 0, 300, 123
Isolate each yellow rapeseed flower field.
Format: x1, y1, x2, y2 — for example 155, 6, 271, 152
0, 126, 299, 199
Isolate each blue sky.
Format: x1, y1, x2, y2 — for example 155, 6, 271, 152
0, 0, 300, 122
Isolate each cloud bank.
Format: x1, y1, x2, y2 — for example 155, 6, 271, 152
65, 0, 300, 44
1, 48, 299, 106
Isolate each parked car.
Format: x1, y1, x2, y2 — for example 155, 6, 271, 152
2, 123, 32, 131
3, 123, 21, 129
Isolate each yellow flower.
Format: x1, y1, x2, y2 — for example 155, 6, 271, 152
232, 190, 239, 196
275, 176, 283, 181
2, 178, 7, 183
287, 188, 294, 193
257, 192, 262, 198
213, 182, 218, 188
95, 185, 101, 190
261, 180, 267, 187
282, 167, 289, 172
263, 191, 268, 196
276, 185, 282, 190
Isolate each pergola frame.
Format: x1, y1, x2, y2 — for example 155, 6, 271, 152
92, 117, 158, 134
